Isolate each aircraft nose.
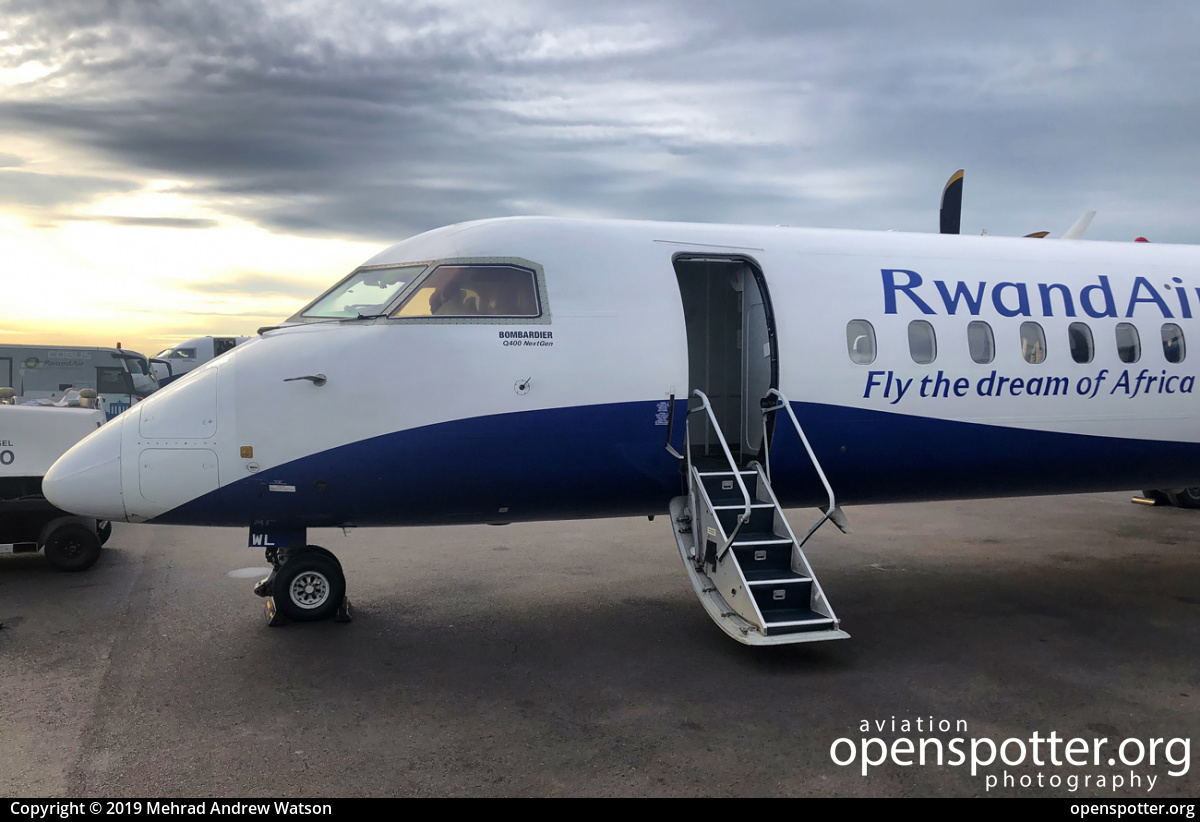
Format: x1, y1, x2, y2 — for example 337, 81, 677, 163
43, 416, 127, 521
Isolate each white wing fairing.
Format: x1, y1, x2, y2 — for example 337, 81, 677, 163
41, 216, 1200, 640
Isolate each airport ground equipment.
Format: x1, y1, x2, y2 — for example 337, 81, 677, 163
0, 395, 110, 570
0, 343, 159, 420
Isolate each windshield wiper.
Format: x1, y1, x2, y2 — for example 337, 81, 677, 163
258, 313, 389, 336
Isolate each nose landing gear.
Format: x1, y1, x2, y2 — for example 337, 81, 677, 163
255, 541, 353, 626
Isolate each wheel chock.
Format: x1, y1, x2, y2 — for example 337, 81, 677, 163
1131, 496, 1165, 506
264, 595, 351, 625
265, 596, 289, 626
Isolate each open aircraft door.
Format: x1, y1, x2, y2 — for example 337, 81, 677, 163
673, 255, 778, 465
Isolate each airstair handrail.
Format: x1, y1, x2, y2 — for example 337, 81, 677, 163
689, 389, 752, 537
762, 388, 838, 517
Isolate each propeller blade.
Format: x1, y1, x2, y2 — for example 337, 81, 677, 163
1062, 211, 1096, 240
940, 169, 964, 235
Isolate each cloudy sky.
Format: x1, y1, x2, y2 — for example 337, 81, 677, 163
2, 0, 1198, 356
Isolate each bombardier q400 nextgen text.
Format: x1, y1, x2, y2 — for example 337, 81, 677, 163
42, 215, 1200, 645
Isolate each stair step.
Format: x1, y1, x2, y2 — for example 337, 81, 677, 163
717, 506, 775, 534
763, 606, 835, 634
751, 577, 814, 613
744, 571, 812, 585
766, 620, 836, 636
732, 542, 792, 571
731, 532, 791, 546
698, 471, 762, 506
712, 503, 773, 510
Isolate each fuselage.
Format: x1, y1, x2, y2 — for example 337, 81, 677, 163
43, 216, 1200, 528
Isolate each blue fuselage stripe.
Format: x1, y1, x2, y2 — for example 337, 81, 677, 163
150, 400, 1200, 527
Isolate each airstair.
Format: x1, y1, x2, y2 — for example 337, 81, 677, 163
669, 388, 852, 645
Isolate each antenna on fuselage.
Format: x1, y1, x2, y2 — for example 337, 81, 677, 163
940, 169, 964, 235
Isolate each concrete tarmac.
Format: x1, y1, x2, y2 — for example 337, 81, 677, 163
2, 492, 1198, 798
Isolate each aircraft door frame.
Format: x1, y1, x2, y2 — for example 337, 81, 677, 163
673, 253, 779, 464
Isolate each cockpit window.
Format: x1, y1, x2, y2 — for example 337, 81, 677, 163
391, 265, 540, 318
301, 264, 427, 319
167, 348, 197, 360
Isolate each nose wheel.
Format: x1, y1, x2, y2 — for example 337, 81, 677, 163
258, 545, 352, 625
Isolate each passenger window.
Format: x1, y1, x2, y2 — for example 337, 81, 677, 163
1068, 322, 1094, 364
908, 320, 936, 364
845, 320, 876, 365
1162, 323, 1186, 364
1020, 322, 1046, 364
1116, 323, 1141, 363
393, 265, 540, 318
967, 321, 994, 364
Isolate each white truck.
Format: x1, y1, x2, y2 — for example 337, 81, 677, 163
0, 397, 111, 570
150, 336, 248, 386
0, 343, 160, 421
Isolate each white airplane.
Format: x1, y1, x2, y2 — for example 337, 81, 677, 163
41, 216, 1200, 645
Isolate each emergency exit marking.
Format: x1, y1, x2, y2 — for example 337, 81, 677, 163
240, 446, 253, 458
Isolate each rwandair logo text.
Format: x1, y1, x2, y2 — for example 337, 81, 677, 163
882, 269, 1193, 319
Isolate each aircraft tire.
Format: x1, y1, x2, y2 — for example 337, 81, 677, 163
43, 524, 102, 572
274, 552, 345, 622
304, 544, 343, 572
97, 520, 113, 546
1167, 488, 1200, 509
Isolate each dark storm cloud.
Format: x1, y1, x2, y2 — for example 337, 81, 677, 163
2, 0, 1198, 243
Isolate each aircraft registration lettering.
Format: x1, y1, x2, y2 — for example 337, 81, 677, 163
863, 368, 1195, 405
